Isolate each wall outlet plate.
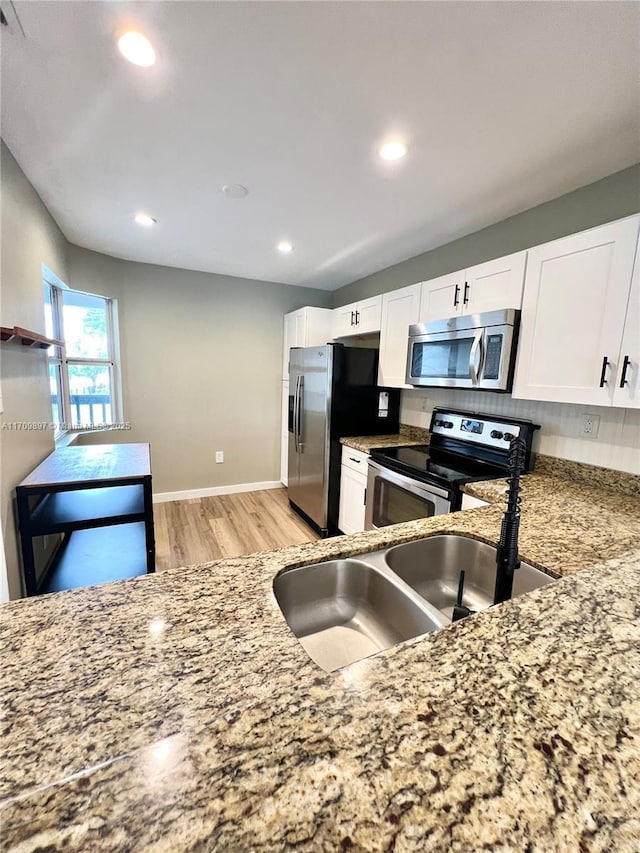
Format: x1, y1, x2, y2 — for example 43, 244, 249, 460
582, 414, 600, 439
215, 451, 224, 463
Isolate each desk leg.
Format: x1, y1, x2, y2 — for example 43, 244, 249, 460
143, 477, 156, 574
16, 489, 37, 596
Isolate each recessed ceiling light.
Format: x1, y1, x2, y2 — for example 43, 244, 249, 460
222, 184, 249, 199
277, 241, 294, 254
379, 141, 407, 161
117, 31, 156, 67
134, 212, 157, 227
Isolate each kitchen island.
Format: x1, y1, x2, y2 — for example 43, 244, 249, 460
1, 461, 639, 851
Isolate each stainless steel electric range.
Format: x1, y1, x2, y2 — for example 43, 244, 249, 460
364, 407, 539, 530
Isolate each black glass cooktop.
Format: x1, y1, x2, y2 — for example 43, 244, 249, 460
370, 444, 506, 488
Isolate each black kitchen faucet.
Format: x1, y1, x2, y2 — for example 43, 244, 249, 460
493, 437, 527, 605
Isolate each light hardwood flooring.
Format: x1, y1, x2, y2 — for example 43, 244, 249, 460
153, 487, 319, 570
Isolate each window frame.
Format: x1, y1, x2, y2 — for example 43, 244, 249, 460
44, 276, 122, 437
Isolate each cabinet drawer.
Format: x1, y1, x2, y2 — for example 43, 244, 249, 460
341, 445, 369, 475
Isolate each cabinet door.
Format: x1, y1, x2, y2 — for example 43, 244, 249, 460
356, 295, 383, 334
294, 310, 307, 349
333, 302, 358, 338
280, 381, 289, 485
378, 283, 421, 388
419, 272, 464, 323
464, 251, 526, 314
283, 312, 298, 379
338, 465, 367, 534
303, 308, 333, 347
613, 236, 639, 409
513, 217, 640, 405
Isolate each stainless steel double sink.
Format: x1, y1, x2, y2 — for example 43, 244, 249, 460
273, 535, 554, 672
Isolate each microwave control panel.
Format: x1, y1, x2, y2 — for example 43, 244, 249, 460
482, 334, 503, 380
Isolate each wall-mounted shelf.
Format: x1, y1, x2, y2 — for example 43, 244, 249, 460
1, 325, 64, 349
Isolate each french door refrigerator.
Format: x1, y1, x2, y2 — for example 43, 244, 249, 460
288, 344, 400, 537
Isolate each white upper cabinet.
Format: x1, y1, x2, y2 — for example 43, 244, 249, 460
378, 283, 421, 388
419, 271, 465, 323
418, 252, 526, 323
334, 304, 357, 338
612, 232, 639, 409
357, 296, 383, 334
282, 307, 333, 379
512, 216, 640, 407
463, 251, 526, 314
332, 295, 382, 338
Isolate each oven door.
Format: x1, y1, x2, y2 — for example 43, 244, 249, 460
365, 461, 452, 530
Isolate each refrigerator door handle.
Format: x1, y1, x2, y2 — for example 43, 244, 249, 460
297, 375, 305, 451
293, 375, 300, 453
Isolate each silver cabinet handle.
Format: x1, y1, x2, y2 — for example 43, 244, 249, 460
469, 331, 483, 385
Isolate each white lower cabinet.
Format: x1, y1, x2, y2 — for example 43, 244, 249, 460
338, 447, 369, 534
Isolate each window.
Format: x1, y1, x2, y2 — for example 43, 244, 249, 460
44, 278, 121, 433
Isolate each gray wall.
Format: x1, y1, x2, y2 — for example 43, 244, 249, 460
0, 140, 69, 600
333, 164, 640, 306
67, 246, 332, 496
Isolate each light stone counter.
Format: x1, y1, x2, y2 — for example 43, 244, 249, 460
1, 464, 639, 851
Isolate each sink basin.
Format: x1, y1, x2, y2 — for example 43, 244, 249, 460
273, 559, 446, 672
384, 535, 554, 620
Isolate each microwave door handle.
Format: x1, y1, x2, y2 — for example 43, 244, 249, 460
297, 376, 305, 451
469, 331, 483, 385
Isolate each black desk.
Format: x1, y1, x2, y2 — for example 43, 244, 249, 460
16, 443, 155, 596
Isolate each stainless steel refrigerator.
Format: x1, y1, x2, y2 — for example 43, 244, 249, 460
288, 344, 400, 537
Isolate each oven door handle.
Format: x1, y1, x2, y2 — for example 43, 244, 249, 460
469, 330, 483, 386
367, 460, 451, 500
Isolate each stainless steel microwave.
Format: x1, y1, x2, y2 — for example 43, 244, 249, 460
406, 309, 520, 391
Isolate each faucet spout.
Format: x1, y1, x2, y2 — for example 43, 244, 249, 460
494, 437, 527, 605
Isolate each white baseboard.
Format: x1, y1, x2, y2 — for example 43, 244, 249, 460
152, 480, 282, 503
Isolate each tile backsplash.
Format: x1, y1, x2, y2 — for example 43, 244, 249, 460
401, 389, 640, 476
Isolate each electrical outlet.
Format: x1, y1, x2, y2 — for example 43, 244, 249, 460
215, 451, 224, 463
582, 414, 600, 439
420, 397, 429, 413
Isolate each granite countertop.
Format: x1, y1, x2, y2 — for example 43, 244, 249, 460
340, 424, 429, 453
1, 463, 639, 850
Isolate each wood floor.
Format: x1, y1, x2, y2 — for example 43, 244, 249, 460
153, 487, 319, 570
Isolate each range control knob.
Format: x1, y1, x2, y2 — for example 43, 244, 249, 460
503, 432, 515, 442
434, 419, 444, 427
443, 421, 454, 429
490, 430, 504, 440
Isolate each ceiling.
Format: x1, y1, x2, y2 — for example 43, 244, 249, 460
2, 1, 639, 291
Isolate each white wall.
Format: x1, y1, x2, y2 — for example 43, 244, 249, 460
402, 388, 640, 475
